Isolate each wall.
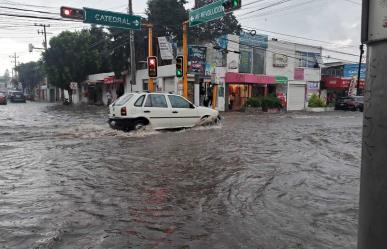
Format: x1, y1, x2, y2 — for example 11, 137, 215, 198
266, 40, 322, 82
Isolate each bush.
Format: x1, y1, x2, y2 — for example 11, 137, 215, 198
308, 94, 326, 108
262, 95, 282, 109
246, 97, 262, 108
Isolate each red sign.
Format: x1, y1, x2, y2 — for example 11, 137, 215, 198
322, 76, 365, 89
294, 68, 304, 81
225, 72, 276, 84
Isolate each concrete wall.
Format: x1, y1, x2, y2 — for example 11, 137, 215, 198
266, 40, 322, 82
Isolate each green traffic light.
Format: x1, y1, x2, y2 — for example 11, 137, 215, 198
233, 0, 238, 7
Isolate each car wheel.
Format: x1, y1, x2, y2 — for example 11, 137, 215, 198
133, 120, 147, 131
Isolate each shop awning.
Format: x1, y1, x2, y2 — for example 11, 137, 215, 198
322, 76, 365, 89
225, 72, 277, 84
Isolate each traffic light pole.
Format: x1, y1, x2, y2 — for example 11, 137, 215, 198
147, 24, 155, 92
182, 21, 188, 98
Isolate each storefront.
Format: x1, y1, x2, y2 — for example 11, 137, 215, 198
321, 76, 365, 104
224, 72, 287, 111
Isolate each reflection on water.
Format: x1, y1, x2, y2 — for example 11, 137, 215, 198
0, 103, 361, 249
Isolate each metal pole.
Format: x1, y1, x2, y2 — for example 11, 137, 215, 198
129, 0, 135, 93
43, 25, 47, 50
182, 21, 188, 98
148, 25, 154, 92
357, 41, 387, 249
356, 44, 364, 95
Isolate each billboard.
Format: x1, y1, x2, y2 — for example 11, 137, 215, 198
188, 46, 207, 74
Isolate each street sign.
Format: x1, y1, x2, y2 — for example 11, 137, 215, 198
84, 8, 141, 30
189, 0, 225, 27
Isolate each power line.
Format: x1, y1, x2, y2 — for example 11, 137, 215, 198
0, 6, 58, 15
242, 26, 359, 48
0, 12, 82, 22
220, 36, 358, 64
342, 0, 361, 5
237, 0, 294, 17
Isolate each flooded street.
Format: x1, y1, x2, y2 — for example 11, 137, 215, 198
0, 102, 361, 249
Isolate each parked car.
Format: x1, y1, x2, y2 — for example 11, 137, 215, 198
9, 91, 26, 103
0, 92, 7, 105
335, 96, 364, 112
108, 92, 220, 131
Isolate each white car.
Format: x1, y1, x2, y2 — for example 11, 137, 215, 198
108, 92, 220, 131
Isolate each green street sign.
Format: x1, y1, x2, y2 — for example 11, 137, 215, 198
189, 0, 225, 27
84, 8, 141, 30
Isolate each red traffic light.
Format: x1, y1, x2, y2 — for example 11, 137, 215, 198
60, 6, 85, 20
148, 56, 158, 78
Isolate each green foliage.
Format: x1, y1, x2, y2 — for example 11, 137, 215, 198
262, 95, 282, 109
246, 95, 282, 109
16, 61, 44, 92
246, 97, 262, 108
146, 0, 188, 44
43, 30, 104, 90
308, 94, 326, 108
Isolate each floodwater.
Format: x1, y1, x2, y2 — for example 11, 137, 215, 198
0, 102, 361, 249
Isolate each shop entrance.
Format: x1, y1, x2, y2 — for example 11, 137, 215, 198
228, 84, 269, 111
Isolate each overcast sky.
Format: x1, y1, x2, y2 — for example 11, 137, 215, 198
0, 0, 363, 75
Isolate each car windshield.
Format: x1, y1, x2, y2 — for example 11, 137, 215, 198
113, 94, 133, 106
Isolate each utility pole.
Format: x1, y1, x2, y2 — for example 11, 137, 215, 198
35, 23, 50, 50
128, 0, 136, 92
356, 44, 365, 95
358, 0, 387, 248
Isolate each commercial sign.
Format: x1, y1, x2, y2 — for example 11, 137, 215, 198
70, 82, 78, 90
240, 32, 268, 49
273, 54, 288, 67
158, 37, 174, 60
343, 64, 366, 80
84, 8, 141, 30
188, 46, 207, 74
189, 0, 225, 27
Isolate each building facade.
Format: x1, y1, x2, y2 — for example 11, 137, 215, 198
266, 39, 322, 111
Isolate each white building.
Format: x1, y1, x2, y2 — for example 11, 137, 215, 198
266, 39, 322, 111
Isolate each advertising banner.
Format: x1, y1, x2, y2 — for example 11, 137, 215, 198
188, 46, 207, 74
158, 37, 174, 61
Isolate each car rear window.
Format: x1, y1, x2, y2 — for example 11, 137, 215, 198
114, 94, 133, 106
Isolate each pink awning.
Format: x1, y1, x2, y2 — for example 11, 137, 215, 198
225, 72, 276, 84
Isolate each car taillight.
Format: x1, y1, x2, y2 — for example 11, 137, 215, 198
121, 107, 127, 116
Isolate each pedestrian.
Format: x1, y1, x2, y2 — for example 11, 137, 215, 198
229, 92, 235, 110
106, 91, 112, 106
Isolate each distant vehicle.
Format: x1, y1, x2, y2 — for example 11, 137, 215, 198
9, 91, 26, 103
335, 96, 363, 112
0, 92, 7, 105
108, 92, 220, 131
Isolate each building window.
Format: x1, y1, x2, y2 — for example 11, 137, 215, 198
296, 51, 321, 68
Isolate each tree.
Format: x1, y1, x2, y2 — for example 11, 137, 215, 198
190, 0, 241, 43
16, 61, 44, 93
146, 0, 188, 44
43, 30, 102, 102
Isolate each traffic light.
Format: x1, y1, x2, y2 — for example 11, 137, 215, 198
148, 56, 158, 78
60, 6, 85, 20
222, 0, 242, 12
176, 56, 184, 78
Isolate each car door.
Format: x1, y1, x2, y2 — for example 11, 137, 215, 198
143, 94, 172, 129
167, 95, 200, 128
